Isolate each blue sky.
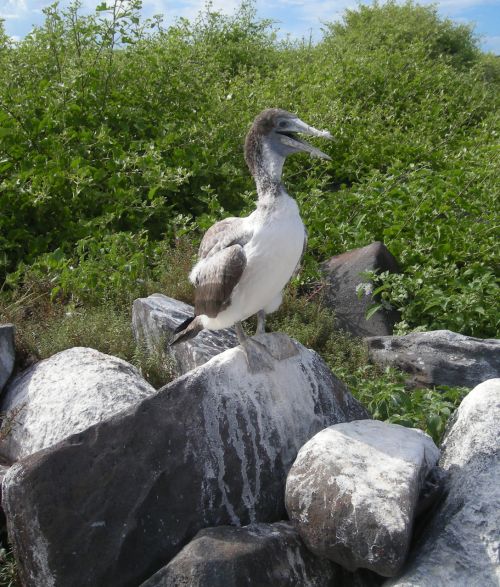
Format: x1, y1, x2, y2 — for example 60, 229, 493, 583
1, 0, 499, 53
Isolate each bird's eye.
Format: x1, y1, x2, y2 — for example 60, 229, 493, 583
278, 120, 287, 128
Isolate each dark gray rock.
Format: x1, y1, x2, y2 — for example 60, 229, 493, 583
140, 522, 340, 587
321, 242, 400, 337
366, 330, 500, 388
0, 324, 15, 393
132, 293, 238, 375
286, 420, 440, 577
3, 333, 369, 587
386, 378, 500, 587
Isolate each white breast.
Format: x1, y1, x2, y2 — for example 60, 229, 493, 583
203, 194, 305, 330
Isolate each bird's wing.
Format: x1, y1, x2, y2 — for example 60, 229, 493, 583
197, 217, 251, 259
190, 217, 253, 318
193, 244, 246, 318
292, 228, 308, 278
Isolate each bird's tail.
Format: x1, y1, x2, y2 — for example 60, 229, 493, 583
170, 315, 204, 346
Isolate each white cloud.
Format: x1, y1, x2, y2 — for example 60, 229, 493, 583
0, 0, 28, 19
2, 0, 499, 45
483, 34, 500, 53
138, 0, 240, 23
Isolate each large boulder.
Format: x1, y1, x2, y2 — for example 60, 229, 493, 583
366, 330, 500, 388
321, 242, 400, 337
0, 324, 15, 393
141, 522, 340, 586
0, 347, 156, 461
387, 378, 500, 586
286, 420, 440, 577
3, 333, 369, 587
132, 293, 238, 375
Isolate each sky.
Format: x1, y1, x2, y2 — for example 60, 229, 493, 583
1, 0, 499, 53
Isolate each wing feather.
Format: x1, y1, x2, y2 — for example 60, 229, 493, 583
194, 244, 246, 318
198, 217, 251, 259
190, 216, 253, 318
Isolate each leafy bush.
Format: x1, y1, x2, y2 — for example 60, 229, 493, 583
1, 0, 497, 336
0, 0, 494, 449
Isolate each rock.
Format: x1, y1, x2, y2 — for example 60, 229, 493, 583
0, 459, 11, 532
141, 522, 340, 586
132, 293, 238, 375
321, 242, 400, 337
285, 420, 440, 577
3, 333, 369, 587
0, 347, 156, 461
386, 378, 500, 586
366, 330, 500, 388
0, 324, 15, 393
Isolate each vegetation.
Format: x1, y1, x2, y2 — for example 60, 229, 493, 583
0, 548, 19, 587
1, 4, 493, 578
0, 1, 496, 437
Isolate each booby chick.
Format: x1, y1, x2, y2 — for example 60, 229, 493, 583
171, 108, 332, 370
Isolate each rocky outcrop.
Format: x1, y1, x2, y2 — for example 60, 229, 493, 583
321, 242, 400, 337
3, 333, 368, 587
0, 347, 156, 461
0, 324, 15, 393
132, 293, 238, 375
286, 420, 440, 577
387, 378, 500, 586
141, 522, 340, 586
366, 330, 500, 388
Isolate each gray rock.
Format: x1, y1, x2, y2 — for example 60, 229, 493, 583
366, 330, 500, 388
132, 293, 238, 375
0, 324, 15, 393
141, 522, 340, 586
321, 242, 400, 337
3, 333, 369, 587
0, 347, 156, 461
386, 378, 500, 587
285, 420, 440, 577
0, 460, 11, 531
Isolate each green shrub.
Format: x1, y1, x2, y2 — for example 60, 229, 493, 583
0, 547, 19, 587
0, 1, 493, 443
3, 0, 496, 335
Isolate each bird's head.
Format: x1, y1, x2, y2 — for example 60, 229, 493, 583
244, 108, 332, 180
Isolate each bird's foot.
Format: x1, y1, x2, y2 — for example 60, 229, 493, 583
253, 332, 299, 361
241, 338, 274, 374
255, 310, 266, 335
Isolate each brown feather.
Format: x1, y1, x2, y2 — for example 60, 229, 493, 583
198, 217, 247, 259
194, 244, 246, 318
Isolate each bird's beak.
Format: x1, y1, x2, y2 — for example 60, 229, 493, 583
277, 118, 333, 160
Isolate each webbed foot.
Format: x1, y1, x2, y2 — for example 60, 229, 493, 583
255, 310, 266, 335
241, 338, 274, 373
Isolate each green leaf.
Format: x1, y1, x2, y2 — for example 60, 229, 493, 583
365, 304, 383, 321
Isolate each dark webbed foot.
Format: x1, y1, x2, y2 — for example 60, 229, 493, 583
235, 321, 274, 373
255, 310, 266, 335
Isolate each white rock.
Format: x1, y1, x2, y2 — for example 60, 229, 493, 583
286, 420, 440, 577
0, 347, 156, 461
387, 378, 500, 587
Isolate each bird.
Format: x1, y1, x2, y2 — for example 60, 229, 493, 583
171, 108, 332, 371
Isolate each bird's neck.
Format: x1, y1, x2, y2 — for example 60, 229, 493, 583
251, 142, 287, 205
